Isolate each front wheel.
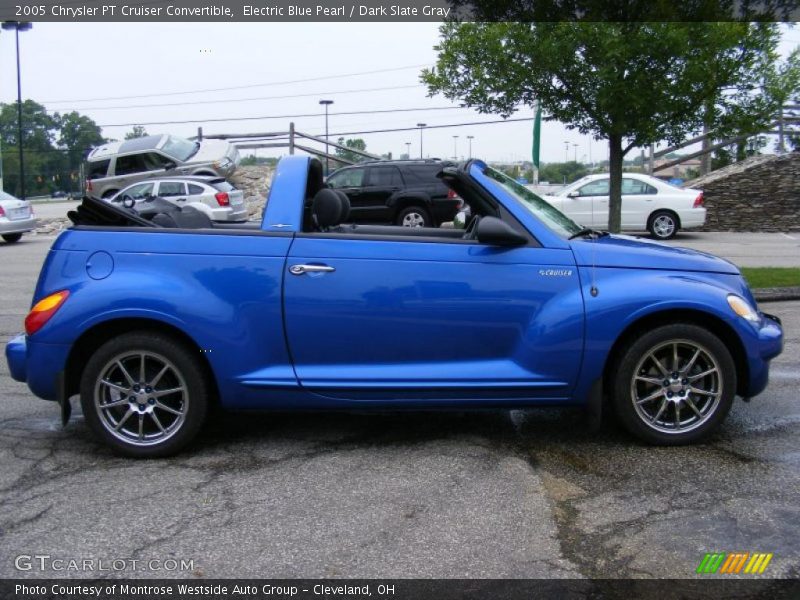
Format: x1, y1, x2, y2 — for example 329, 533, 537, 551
396, 206, 432, 228
2, 233, 23, 243
611, 323, 736, 445
648, 210, 679, 240
80, 332, 210, 457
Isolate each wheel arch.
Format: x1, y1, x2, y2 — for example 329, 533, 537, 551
64, 317, 219, 403
602, 308, 749, 397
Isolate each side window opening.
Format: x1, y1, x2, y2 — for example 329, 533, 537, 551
87, 160, 110, 179
158, 182, 186, 197
188, 184, 205, 195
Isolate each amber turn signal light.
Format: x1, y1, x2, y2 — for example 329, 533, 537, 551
25, 290, 70, 336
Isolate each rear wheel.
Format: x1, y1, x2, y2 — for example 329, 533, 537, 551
396, 205, 431, 228
80, 332, 209, 457
2, 233, 22, 243
611, 323, 735, 445
648, 210, 679, 240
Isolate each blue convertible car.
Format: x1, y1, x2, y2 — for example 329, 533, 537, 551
5, 156, 783, 456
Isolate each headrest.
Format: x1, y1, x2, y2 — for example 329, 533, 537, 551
311, 188, 342, 230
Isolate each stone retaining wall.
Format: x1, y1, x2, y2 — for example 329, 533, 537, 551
229, 165, 274, 220
685, 153, 800, 232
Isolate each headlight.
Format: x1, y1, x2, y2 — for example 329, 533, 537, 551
214, 158, 232, 170
727, 294, 760, 323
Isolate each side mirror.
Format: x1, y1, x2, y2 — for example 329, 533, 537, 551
567, 191, 580, 198
475, 216, 527, 247
163, 161, 177, 171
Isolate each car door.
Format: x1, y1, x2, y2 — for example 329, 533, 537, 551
326, 167, 367, 220
620, 177, 658, 229
110, 153, 149, 191
156, 181, 188, 205
282, 231, 583, 402
562, 179, 608, 227
359, 166, 403, 222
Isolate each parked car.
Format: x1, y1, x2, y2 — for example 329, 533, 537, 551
5, 156, 783, 457
540, 173, 706, 239
51, 190, 68, 199
0, 190, 37, 243
85, 134, 240, 200
326, 159, 463, 227
109, 176, 247, 222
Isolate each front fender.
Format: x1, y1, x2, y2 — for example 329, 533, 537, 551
572, 267, 761, 403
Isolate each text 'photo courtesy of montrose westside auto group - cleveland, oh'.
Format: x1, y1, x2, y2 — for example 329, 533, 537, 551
0, 1, 799, 599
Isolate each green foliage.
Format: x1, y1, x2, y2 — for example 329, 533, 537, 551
538, 161, 588, 184
125, 125, 148, 140
334, 137, 368, 164
0, 100, 105, 197
423, 22, 791, 232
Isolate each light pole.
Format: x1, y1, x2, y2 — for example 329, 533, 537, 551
466, 135, 474, 159
319, 99, 333, 174
573, 143, 578, 163
452, 135, 459, 160
564, 141, 570, 163
405, 142, 411, 159
416, 123, 426, 158
3, 21, 32, 199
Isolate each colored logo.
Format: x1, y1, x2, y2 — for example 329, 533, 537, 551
697, 552, 773, 574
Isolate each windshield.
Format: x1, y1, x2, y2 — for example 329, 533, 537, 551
161, 136, 199, 161
482, 166, 582, 238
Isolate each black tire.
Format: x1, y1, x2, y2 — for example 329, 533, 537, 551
396, 205, 432, 228
611, 323, 736, 445
648, 210, 679, 240
80, 331, 210, 457
2, 233, 23, 243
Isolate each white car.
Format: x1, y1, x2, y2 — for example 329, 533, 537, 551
109, 176, 248, 222
0, 190, 37, 244
541, 173, 706, 239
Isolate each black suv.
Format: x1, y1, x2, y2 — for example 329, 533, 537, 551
325, 160, 463, 227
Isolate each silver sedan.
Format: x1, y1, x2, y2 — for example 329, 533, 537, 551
0, 191, 37, 243
109, 176, 248, 222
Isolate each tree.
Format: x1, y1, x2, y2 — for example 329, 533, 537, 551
56, 111, 105, 170
125, 125, 148, 140
538, 161, 588, 185
423, 22, 790, 232
334, 137, 368, 164
0, 100, 59, 196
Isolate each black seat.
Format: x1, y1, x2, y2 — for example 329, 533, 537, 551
311, 188, 344, 231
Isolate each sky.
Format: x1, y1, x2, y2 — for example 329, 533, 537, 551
0, 22, 798, 165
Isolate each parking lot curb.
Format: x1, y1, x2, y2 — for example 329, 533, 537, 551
754, 286, 800, 303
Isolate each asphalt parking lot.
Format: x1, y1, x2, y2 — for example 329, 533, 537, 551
0, 235, 798, 580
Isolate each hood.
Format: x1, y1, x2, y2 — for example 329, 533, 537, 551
186, 140, 233, 164
570, 234, 740, 275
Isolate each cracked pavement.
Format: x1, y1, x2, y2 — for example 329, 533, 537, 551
1, 236, 798, 580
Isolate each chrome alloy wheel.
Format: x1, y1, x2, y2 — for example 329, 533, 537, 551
630, 339, 722, 434
93, 351, 189, 447
652, 214, 676, 238
402, 211, 426, 227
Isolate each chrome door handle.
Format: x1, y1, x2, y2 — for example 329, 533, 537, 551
289, 264, 335, 275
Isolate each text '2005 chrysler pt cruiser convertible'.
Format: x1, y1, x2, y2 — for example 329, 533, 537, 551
5, 156, 783, 457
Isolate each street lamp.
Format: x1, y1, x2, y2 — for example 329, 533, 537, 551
2, 21, 32, 199
573, 143, 578, 163
466, 135, 474, 159
564, 141, 570, 162
319, 99, 333, 174
452, 135, 459, 160
416, 123, 426, 158
405, 142, 411, 159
